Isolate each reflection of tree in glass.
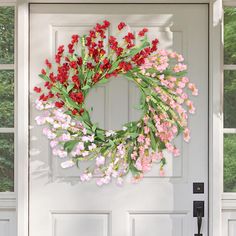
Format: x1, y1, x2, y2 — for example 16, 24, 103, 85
0, 6, 14, 192
224, 70, 236, 128
0, 70, 14, 127
0, 7, 14, 64
0, 133, 14, 192
224, 134, 236, 192
224, 7, 236, 64
224, 7, 236, 192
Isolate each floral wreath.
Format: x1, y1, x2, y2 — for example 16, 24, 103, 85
34, 20, 198, 186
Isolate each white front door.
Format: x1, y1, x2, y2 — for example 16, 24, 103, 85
29, 4, 209, 236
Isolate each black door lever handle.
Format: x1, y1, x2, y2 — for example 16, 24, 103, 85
197, 207, 203, 236
193, 201, 204, 236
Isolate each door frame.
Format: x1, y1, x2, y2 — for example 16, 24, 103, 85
16, 1, 223, 236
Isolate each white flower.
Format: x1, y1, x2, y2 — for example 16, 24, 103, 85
35, 116, 46, 125
122, 126, 127, 131
50, 140, 58, 148
61, 160, 75, 168
59, 133, 71, 141
77, 142, 85, 151
88, 143, 97, 151
96, 155, 105, 166
82, 151, 89, 157
43, 127, 56, 139
105, 130, 116, 137
52, 148, 67, 158
80, 172, 92, 182
116, 177, 123, 186
82, 136, 90, 142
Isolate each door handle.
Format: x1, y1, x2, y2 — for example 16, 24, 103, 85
196, 207, 203, 236
193, 201, 204, 236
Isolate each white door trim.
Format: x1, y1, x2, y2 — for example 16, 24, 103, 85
16, 1, 223, 236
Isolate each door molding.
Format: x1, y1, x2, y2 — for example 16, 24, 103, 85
16, 1, 223, 236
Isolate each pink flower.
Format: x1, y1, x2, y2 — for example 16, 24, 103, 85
159, 168, 165, 176
137, 134, 145, 143
173, 148, 180, 157
144, 126, 150, 134
173, 63, 187, 73
182, 77, 189, 83
183, 128, 190, 142
188, 83, 198, 96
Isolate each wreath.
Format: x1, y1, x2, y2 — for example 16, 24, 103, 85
34, 20, 198, 186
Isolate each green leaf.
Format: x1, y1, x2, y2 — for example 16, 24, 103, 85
96, 129, 105, 141
51, 86, 60, 94
96, 78, 109, 85
92, 124, 97, 132
67, 83, 74, 92
150, 130, 157, 151
108, 60, 121, 73
129, 163, 141, 175
81, 84, 91, 90
147, 121, 156, 132
81, 110, 91, 123
108, 139, 115, 147
39, 74, 50, 81
64, 140, 78, 152
123, 40, 150, 58
129, 133, 139, 139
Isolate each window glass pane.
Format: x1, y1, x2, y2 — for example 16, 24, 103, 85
224, 134, 236, 192
0, 7, 14, 64
0, 70, 14, 127
224, 7, 236, 64
224, 70, 236, 128
0, 133, 14, 192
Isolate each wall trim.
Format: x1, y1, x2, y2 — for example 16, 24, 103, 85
16, 1, 223, 236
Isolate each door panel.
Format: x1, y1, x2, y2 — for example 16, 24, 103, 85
30, 4, 208, 236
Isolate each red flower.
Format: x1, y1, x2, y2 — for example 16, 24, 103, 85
123, 32, 135, 44
72, 109, 78, 115
69, 91, 84, 104
99, 49, 106, 56
103, 20, 110, 29
115, 47, 123, 56
100, 58, 111, 70
55, 101, 64, 108
48, 91, 54, 98
86, 62, 94, 69
72, 75, 80, 88
138, 28, 148, 37
151, 38, 159, 52
44, 81, 53, 90
45, 59, 52, 69
76, 92, 84, 104
71, 34, 79, 44
79, 108, 85, 115
98, 40, 103, 48
89, 30, 96, 39
68, 43, 74, 54
41, 69, 46, 75
57, 45, 64, 54
39, 94, 48, 101
118, 22, 126, 31
77, 57, 83, 66
34, 86, 41, 93
70, 61, 77, 69
93, 73, 101, 83
119, 62, 132, 72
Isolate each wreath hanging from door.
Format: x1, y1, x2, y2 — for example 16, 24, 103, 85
34, 20, 198, 186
